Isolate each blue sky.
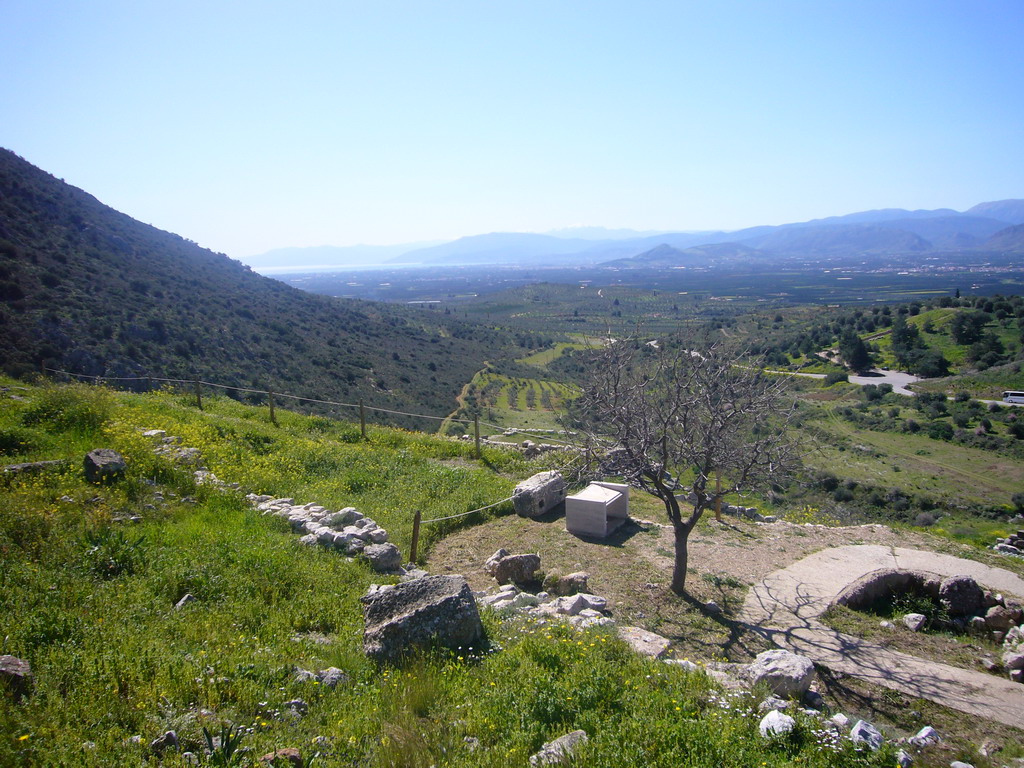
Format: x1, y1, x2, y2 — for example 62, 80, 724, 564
2, 1, 1022, 260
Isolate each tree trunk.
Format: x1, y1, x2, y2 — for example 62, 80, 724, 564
670, 521, 693, 594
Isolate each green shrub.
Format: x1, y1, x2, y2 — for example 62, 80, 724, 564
0, 426, 44, 456
823, 371, 848, 386
21, 383, 114, 434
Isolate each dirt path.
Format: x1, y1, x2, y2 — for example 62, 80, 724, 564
439, 362, 489, 435
741, 545, 1024, 728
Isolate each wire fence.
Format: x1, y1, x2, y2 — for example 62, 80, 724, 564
41, 367, 587, 562
42, 367, 575, 448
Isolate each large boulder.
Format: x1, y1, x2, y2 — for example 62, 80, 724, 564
492, 553, 541, 585
746, 649, 816, 699
938, 575, 985, 617
361, 575, 483, 663
0, 655, 32, 701
83, 448, 127, 484
512, 471, 566, 517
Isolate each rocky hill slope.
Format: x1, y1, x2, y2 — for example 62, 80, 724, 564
0, 149, 512, 422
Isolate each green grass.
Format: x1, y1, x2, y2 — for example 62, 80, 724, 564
870, 307, 1022, 373
462, 371, 577, 433
0, 379, 912, 767
803, 403, 1024, 510
517, 342, 590, 368
912, 362, 1024, 401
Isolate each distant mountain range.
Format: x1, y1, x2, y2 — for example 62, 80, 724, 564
246, 199, 1024, 271
380, 201, 1024, 269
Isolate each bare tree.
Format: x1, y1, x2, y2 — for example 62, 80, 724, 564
567, 338, 801, 594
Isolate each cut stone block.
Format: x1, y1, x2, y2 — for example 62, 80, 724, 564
512, 471, 566, 517
565, 481, 629, 538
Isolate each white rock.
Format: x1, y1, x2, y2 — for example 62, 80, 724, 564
543, 595, 587, 616
1003, 651, 1024, 671
746, 649, 816, 698
529, 729, 587, 766
908, 726, 940, 747
577, 593, 608, 612
830, 713, 849, 728
484, 548, 511, 575
759, 710, 796, 738
616, 626, 671, 658
664, 659, 699, 672
897, 748, 913, 767
850, 720, 884, 750
903, 613, 927, 632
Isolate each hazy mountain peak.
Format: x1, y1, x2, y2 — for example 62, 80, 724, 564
545, 226, 676, 240
965, 199, 1024, 226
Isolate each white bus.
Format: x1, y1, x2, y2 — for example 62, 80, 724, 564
1003, 391, 1024, 404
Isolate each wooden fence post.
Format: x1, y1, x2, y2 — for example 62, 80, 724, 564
359, 399, 367, 439
474, 415, 481, 459
268, 389, 278, 426
194, 379, 203, 411
410, 509, 422, 565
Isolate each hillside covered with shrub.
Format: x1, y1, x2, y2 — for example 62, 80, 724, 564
0, 149, 517, 425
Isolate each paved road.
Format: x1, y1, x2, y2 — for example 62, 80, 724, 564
773, 367, 1023, 405
769, 368, 920, 395
848, 369, 921, 396
741, 545, 1024, 728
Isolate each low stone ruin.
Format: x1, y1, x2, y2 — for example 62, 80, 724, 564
993, 528, 1024, 558
833, 569, 1024, 684
678, 491, 778, 523
249, 495, 401, 573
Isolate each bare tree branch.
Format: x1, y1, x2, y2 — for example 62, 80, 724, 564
565, 336, 801, 594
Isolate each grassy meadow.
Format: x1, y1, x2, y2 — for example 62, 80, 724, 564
0, 379, 916, 767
